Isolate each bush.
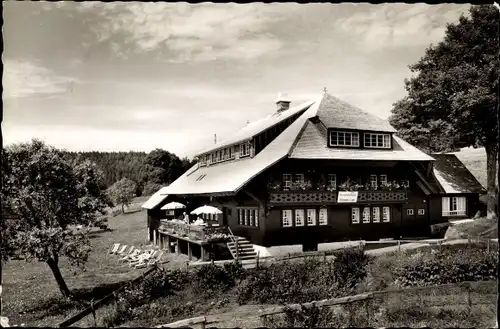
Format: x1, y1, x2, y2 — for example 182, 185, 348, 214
193, 262, 245, 296
237, 247, 372, 305
393, 244, 498, 287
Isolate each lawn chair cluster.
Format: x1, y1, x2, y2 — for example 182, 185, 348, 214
108, 243, 167, 269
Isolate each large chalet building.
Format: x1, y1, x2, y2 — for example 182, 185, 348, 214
142, 92, 484, 258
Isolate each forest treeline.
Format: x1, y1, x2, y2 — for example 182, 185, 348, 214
62, 149, 194, 196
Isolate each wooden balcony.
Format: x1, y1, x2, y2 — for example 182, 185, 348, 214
268, 190, 407, 205
269, 190, 338, 205
159, 220, 232, 243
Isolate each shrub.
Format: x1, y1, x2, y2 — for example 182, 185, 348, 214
393, 244, 498, 287
193, 262, 245, 296
237, 247, 372, 305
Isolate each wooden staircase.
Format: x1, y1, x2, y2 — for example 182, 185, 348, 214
227, 236, 257, 261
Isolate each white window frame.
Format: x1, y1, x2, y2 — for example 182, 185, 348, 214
370, 174, 378, 190
380, 174, 388, 185
364, 133, 391, 149
327, 174, 337, 190
329, 131, 360, 147
319, 208, 328, 225
283, 174, 292, 189
282, 210, 292, 227
238, 209, 243, 225
254, 210, 259, 227
294, 173, 305, 184
351, 207, 360, 224
382, 206, 391, 222
249, 209, 254, 226
240, 142, 250, 157
244, 209, 249, 225
407, 209, 414, 216
307, 209, 317, 226
362, 207, 371, 223
295, 209, 305, 226
418, 209, 425, 216
442, 196, 466, 216
372, 207, 380, 223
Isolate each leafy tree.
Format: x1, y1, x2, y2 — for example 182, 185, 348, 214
142, 182, 163, 197
1, 139, 109, 298
389, 5, 499, 219
141, 149, 194, 186
107, 178, 137, 213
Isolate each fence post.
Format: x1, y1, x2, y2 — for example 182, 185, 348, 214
487, 239, 490, 253
467, 235, 471, 247
466, 283, 472, 311
256, 251, 260, 268
235, 239, 239, 261
398, 240, 401, 253
323, 251, 327, 262
90, 299, 96, 327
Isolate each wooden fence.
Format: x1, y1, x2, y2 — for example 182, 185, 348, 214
58, 266, 159, 327
156, 280, 497, 328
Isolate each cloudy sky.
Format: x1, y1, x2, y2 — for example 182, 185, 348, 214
3, 2, 470, 158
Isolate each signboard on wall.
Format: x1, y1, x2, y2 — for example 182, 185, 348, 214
337, 191, 359, 203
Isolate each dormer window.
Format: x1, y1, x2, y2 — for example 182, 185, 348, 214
329, 131, 359, 147
240, 142, 250, 157
364, 133, 391, 149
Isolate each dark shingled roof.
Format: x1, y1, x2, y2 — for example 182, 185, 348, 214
317, 93, 397, 133
431, 154, 486, 194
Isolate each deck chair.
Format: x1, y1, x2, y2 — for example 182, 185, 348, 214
116, 245, 128, 255
109, 243, 120, 254
135, 251, 163, 269
126, 249, 153, 265
119, 249, 141, 262
129, 250, 156, 268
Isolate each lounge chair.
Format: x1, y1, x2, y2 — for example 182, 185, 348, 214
119, 249, 141, 263
116, 245, 128, 255
109, 243, 120, 254
129, 250, 156, 267
127, 249, 154, 266
135, 251, 164, 269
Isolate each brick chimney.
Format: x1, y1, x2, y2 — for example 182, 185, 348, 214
276, 92, 291, 112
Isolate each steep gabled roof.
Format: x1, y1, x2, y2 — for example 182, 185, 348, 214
161, 98, 322, 195
431, 154, 486, 194
141, 187, 169, 210
289, 119, 434, 161
317, 93, 397, 133
194, 100, 315, 157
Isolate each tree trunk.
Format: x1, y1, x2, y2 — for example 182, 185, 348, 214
485, 142, 498, 220
121, 204, 125, 214
46, 258, 73, 299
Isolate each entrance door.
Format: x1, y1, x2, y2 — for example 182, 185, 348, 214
401, 204, 416, 238
222, 207, 229, 226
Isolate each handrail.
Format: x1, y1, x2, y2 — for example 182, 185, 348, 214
227, 226, 237, 244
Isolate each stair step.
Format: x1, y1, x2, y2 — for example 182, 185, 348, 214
228, 244, 254, 249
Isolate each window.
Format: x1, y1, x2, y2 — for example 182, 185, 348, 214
327, 174, 337, 190
364, 133, 391, 148
382, 207, 391, 222
228, 147, 233, 159
380, 175, 388, 185
295, 209, 305, 226
319, 208, 328, 225
240, 142, 250, 157
362, 207, 371, 223
407, 209, 414, 216
418, 209, 425, 216
283, 174, 292, 189
282, 210, 292, 227
329, 131, 360, 147
370, 174, 378, 190
372, 207, 380, 223
237, 208, 259, 227
442, 197, 466, 216
294, 174, 304, 184
223, 148, 229, 160
307, 209, 317, 225
351, 207, 360, 224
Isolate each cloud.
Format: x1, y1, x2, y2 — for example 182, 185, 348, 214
73, 3, 287, 63
336, 4, 469, 50
2, 59, 80, 99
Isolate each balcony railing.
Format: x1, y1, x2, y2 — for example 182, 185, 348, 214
269, 190, 407, 205
159, 220, 232, 243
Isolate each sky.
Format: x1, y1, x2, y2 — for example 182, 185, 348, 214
2, 2, 471, 159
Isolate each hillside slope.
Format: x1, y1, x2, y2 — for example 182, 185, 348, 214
452, 147, 493, 189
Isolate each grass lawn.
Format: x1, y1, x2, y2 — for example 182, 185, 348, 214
1, 208, 175, 327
